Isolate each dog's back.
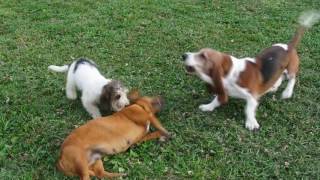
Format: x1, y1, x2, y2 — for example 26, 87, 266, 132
257, 46, 288, 83
70, 59, 107, 87
255, 11, 320, 94
57, 110, 147, 177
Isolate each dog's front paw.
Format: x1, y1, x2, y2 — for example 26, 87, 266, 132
159, 132, 175, 142
66, 91, 77, 100
159, 136, 168, 142
281, 91, 292, 99
245, 119, 260, 131
91, 112, 102, 119
199, 104, 215, 112
105, 172, 127, 178
268, 86, 278, 93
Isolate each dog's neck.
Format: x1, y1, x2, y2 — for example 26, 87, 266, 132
135, 103, 148, 111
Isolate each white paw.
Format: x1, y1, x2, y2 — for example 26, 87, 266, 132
281, 91, 292, 99
66, 92, 77, 100
159, 136, 167, 142
268, 86, 278, 93
91, 113, 102, 119
199, 104, 215, 112
245, 119, 260, 131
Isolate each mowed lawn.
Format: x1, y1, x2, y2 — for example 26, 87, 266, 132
1, 0, 320, 179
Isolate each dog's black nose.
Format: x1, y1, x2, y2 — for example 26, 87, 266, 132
181, 54, 188, 61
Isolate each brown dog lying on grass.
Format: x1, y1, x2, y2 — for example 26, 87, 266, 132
57, 90, 170, 180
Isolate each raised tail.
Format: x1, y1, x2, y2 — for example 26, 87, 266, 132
288, 10, 320, 51
48, 65, 69, 73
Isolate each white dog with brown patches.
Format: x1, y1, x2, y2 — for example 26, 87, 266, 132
49, 58, 129, 118
182, 11, 320, 130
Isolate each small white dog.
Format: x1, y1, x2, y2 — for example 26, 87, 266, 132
49, 58, 129, 118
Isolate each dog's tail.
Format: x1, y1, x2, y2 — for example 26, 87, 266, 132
288, 10, 320, 51
48, 65, 69, 73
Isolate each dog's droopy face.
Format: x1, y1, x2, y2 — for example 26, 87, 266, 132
128, 90, 164, 114
181, 48, 224, 76
100, 80, 129, 112
182, 52, 204, 74
141, 96, 164, 113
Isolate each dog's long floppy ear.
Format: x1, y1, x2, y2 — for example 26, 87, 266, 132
128, 89, 140, 103
206, 83, 216, 94
100, 84, 113, 110
209, 62, 228, 104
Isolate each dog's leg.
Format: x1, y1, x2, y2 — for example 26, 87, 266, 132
138, 131, 165, 143
268, 75, 283, 93
66, 72, 77, 100
76, 158, 91, 180
58, 146, 91, 179
90, 160, 126, 178
282, 48, 299, 99
281, 74, 296, 99
81, 97, 101, 118
199, 96, 221, 112
245, 96, 260, 131
149, 115, 170, 137
80, 175, 90, 180
80, 174, 90, 180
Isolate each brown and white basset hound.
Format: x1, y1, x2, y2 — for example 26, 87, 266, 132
182, 11, 320, 130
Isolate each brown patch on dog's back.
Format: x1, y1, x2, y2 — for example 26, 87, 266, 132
256, 46, 287, 83
255, 46, 292, 94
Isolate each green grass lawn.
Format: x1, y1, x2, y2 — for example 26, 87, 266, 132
1, 0, 320, 179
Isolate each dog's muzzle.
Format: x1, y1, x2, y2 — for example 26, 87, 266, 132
181, 54, 196, 73
185, 66, 195, 73
181, 54, 188, 61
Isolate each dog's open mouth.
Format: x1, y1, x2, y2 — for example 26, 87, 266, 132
185, 66, 195, 73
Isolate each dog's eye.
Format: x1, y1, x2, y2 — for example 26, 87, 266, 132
115, 95, 121, 100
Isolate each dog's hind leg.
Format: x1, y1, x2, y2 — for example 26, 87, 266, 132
90, 159, 127, 178
79, 166, 90, 180
281, 74, 296, 99
72, 151, 91, 180
138, 131, 164, 143
282, 49, 299, 99
66, 80, 77, 100
66, 71, 77, 100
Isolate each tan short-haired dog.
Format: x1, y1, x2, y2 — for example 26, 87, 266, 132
57, 91, 170, 180
182, 11, 320, 130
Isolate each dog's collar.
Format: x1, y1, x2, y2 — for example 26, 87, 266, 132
135, 103, 148, 112
135, 99, 161, 111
